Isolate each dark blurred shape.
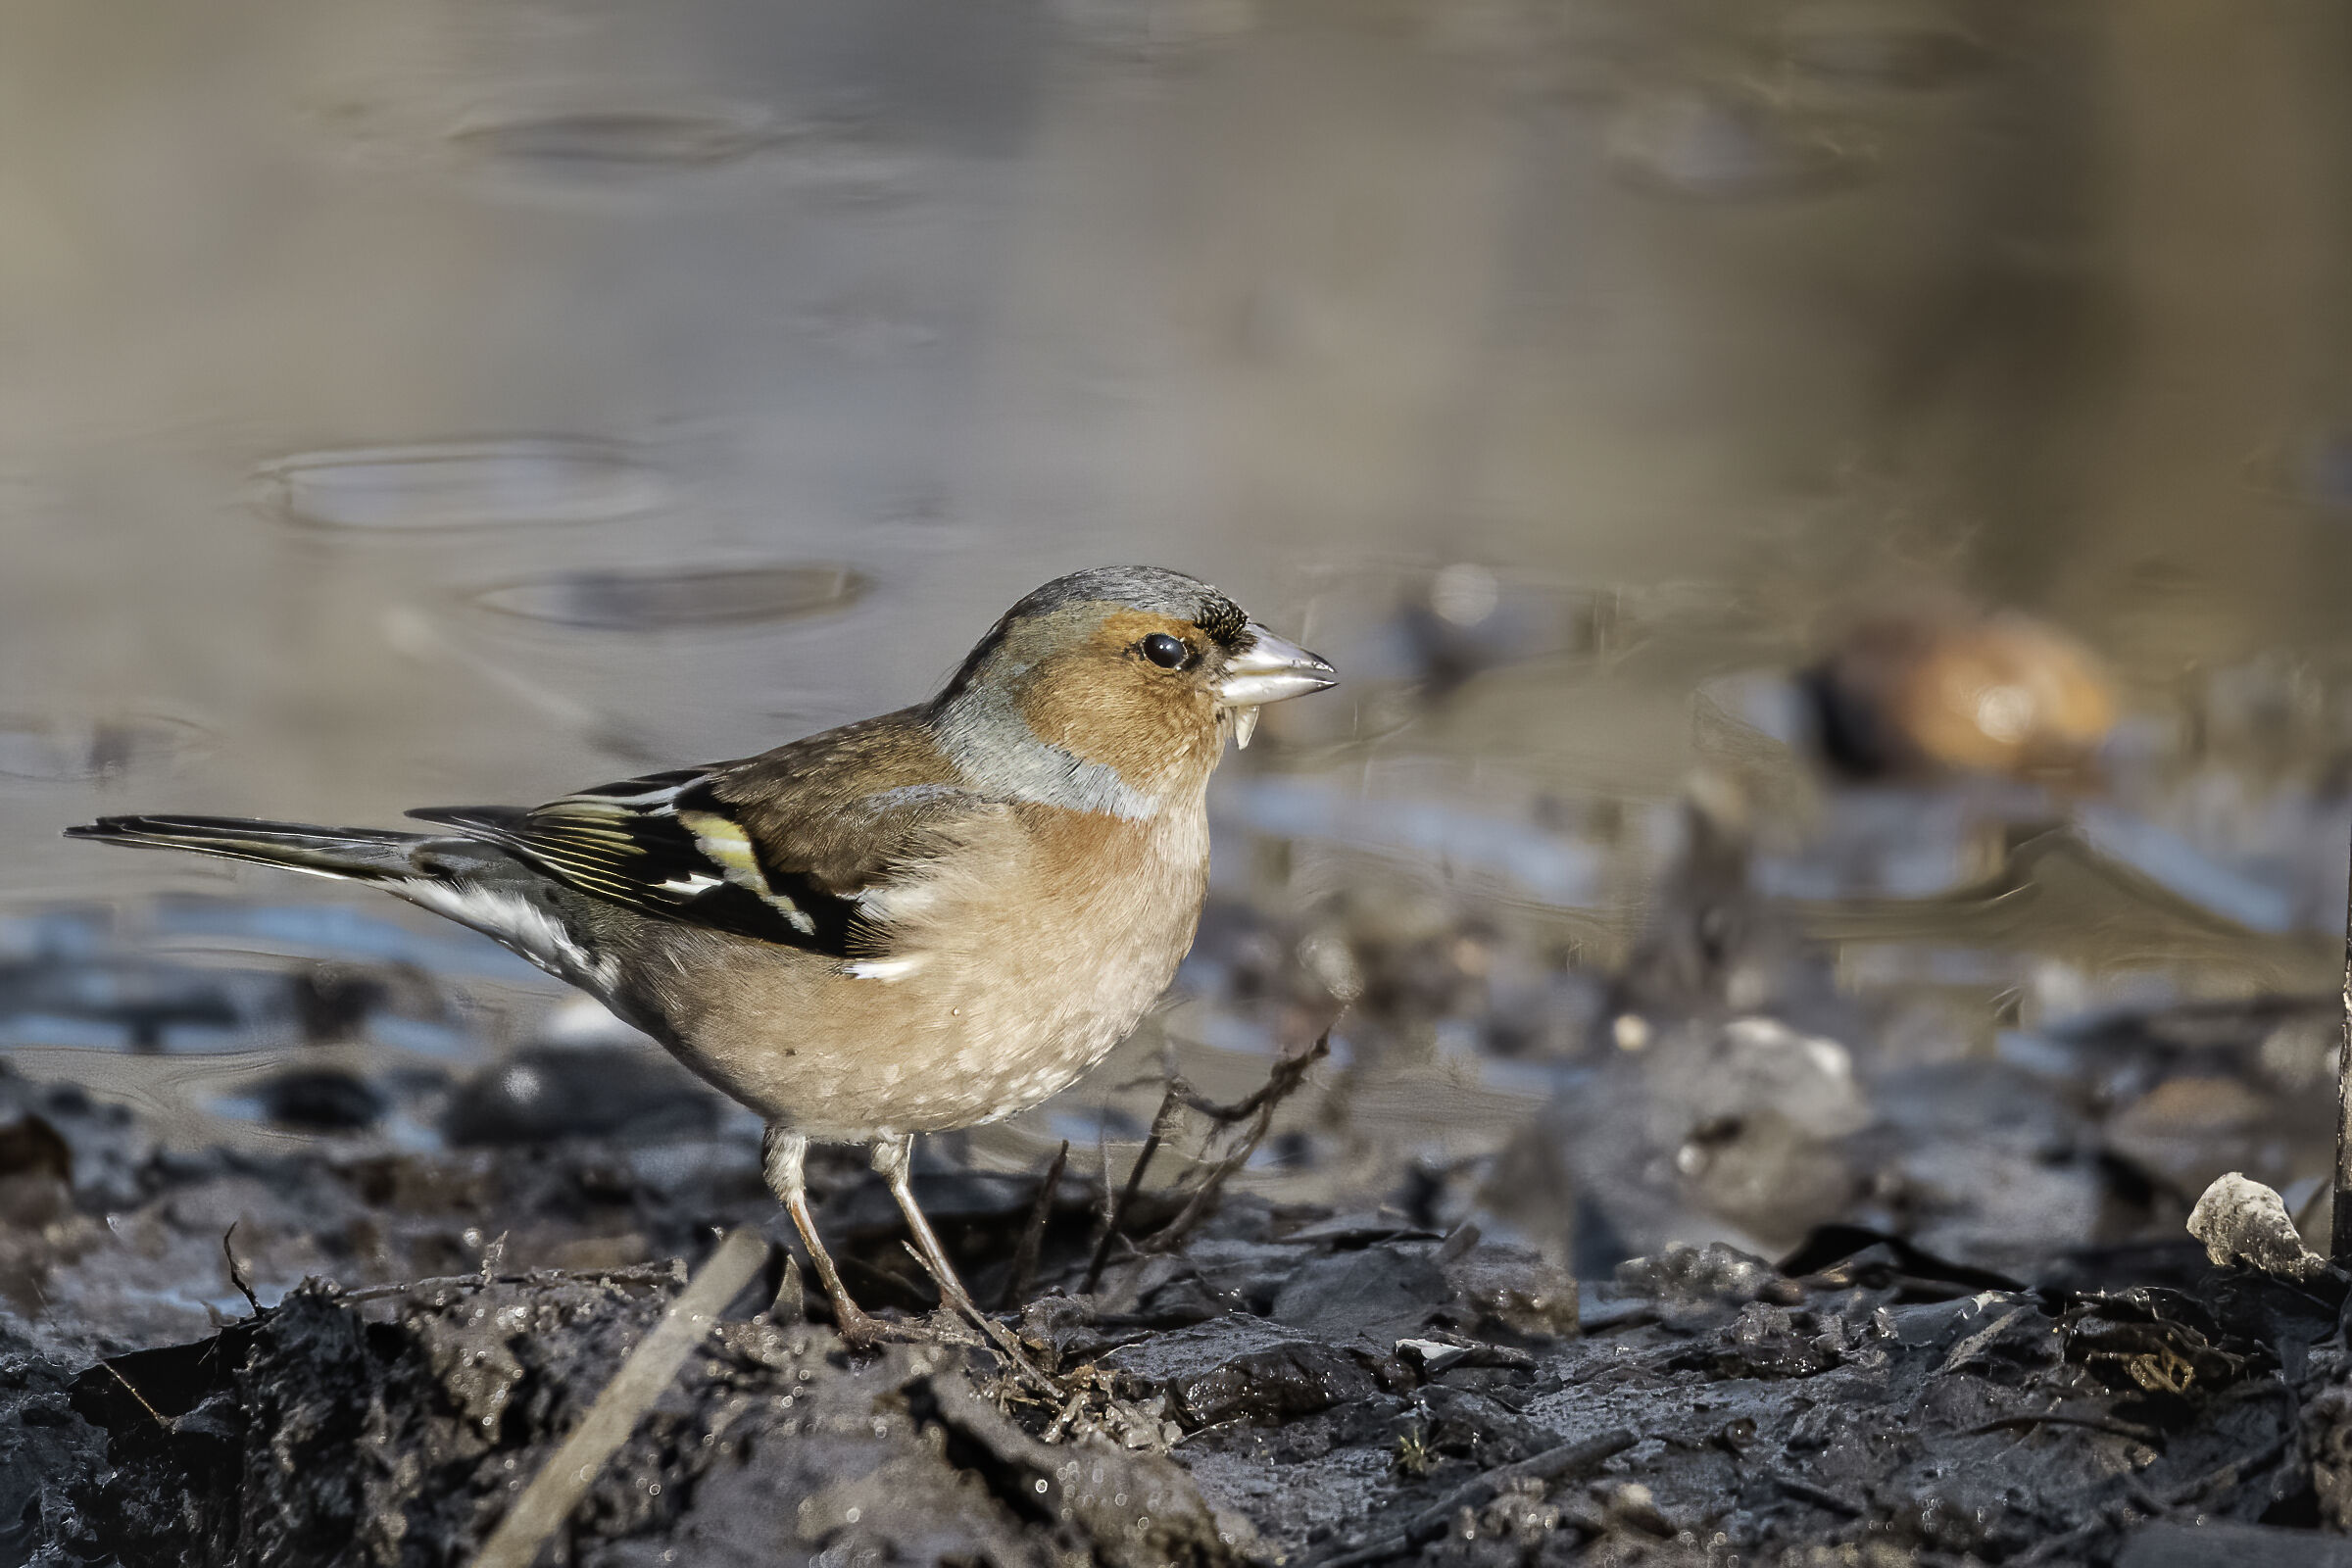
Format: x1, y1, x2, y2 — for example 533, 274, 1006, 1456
1801, 604, 2116, 781
0, 1114, 72, 1230
286, 963, 386, 1044
1614, 777, 1836, 1023
258, 440, 665, 531
0, 1112, 72, 1183
0, 1061, 151, 1210
1605, 87, 1862, 201
1776, 1224, 2022, 1293
252, 1068, 386, 1133
471, 564, 865, 632
450, 105, 778, 169
1779, 1, 1990, 91
1396, 564, 1601, 697
441, 1046, 722, 1146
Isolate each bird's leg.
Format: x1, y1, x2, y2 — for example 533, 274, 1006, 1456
762, 1126, 910, 1348
871, 1135, 1063, 1393
868, 1133, 989, 1323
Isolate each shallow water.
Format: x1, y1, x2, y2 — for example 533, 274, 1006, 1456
5, 0, 2352, 1276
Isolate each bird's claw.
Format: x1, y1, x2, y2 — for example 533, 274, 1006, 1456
829, 1305, 930, 1350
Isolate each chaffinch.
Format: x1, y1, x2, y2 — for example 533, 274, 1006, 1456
69, 565, 1336, 1343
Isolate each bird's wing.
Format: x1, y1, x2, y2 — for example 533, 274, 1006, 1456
408, 755, 999, 957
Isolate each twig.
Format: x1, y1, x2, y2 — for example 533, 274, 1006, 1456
2336, 825, 2352, 1264
1138, 1031, 1332, 1257
1042, 1390, 1087, 1444
222, 1222, 261, 1314
1169, 1042, 1325, 1122
104, 1363, 170, 1430
1081, 1087, 1190, 1294
1308, 1428, 1638, 1567
1763, 1470, 1863, 1518
342, 1258, 688, 1304
1965, 1412, 2163, 1446
1002, 1141, 1068, 1309
471, 1227, 766, 1568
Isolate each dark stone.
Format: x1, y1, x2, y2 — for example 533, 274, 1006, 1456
442, 1047, 722, 1146
1163, 1339, 1384, 1429
255, 1068, 387, 1132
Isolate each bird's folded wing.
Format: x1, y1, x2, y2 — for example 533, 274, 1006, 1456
408, 761, 999, 956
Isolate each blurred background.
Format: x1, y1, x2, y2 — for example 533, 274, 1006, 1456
8, 0, 2352, 1347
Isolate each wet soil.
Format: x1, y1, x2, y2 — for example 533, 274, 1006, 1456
8, 1036, 2352, 1568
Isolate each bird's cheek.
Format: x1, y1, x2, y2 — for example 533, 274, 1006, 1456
1020, 673, 1209, 782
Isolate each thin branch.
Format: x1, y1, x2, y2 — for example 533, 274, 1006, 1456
1081, 1023, 1337, 1289
1762, 1470, 1864, 1518
1965, 1412, 2162, 1446
1139, 1031, 1332, 1257
1082, 1086, 1190, 1294
340, 1257, 688, 1304
222, 1222, 260, 1314
104, 1363, 169, 1430
1308, 1428, 1638, 1568
1002, 1140, 1068, 1309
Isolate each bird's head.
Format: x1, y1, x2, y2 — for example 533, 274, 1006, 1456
930, 565, 1336, 812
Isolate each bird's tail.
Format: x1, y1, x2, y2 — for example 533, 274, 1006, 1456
64, 814, 431, 882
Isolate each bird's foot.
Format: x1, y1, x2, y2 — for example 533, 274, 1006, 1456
828, 1304, 931, 1350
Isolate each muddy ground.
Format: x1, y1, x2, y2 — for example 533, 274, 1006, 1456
8, 1006, 2352, 1568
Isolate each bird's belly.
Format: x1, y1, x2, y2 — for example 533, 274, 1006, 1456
670, 956, 1163, 1139
645, 912, 1193, 1141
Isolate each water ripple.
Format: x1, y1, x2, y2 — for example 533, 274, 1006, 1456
257, 440, 666, 531
470, 563, 866, 631
449, 105, 780, 170
0, 713, 212, 783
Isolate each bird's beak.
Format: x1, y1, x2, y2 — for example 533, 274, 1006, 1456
1219, 625, 1338, 749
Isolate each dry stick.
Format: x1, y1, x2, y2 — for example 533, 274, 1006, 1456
2335, 826, 2352, 1264
221, 1222, 261, 1313
1309, 1428, 1638, 1568
1762, 1470, 1864, 1518
1080, 1025, 1338, 1291
1081, 1086, 1189, 1294
103, 1363, 169, 1430
1964, 1412, 2163, 1446
471, 1228, 767, 1568
1173, 1028, 1334, 1124
1002, 1140, 1069, 1309
1140, 1030, 1333, 1257
344, 1258, 688, 1304
1137, 1100, 1278, 1257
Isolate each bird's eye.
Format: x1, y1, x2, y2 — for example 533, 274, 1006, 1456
1140, 632, 1189, 669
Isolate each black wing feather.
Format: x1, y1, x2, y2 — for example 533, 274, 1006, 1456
408, 770, 862, 954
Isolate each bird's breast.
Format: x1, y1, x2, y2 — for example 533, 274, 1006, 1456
641, 802, 1211, 1137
